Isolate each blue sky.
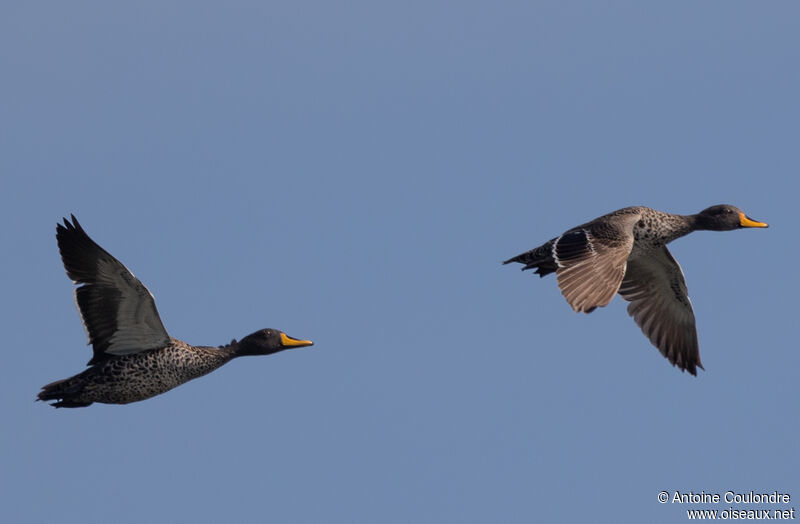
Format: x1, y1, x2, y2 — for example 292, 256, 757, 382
2, 2, 797, 522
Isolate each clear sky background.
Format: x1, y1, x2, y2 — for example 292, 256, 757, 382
2, 2, 797, 523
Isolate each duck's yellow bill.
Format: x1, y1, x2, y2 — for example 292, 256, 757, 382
739, 212, 768, 228
280, 332, 314, 347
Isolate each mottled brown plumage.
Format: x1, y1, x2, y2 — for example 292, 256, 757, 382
504, 205, 768, 375
38, 215, 313, 408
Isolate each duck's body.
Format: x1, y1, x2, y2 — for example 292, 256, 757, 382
504, 205, 768, 375
39, 339, 234, 407
38, 216, 313, 408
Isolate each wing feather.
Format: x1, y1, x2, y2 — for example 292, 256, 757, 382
618, 246, 702, 375
56, 215, 171, 365
554, 228, 633, 313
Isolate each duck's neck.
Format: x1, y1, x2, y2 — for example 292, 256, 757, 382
222, 339, 284, 358
215, 340, 241, 360
658, 213, 698, 243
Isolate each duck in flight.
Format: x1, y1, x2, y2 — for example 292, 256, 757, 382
38, 215, 313, 408
503, 205, 767, 375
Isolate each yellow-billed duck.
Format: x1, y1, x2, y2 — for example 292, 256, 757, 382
38, 215, 313, 408
503, 205, 768, 375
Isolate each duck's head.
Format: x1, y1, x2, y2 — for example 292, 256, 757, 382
235, 329, 313, 356
695, 204, 768, 231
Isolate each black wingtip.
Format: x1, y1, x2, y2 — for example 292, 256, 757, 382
680, 361, 702, 377
58, 214, 81, 234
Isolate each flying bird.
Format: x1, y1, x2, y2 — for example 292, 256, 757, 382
38, 215, 313, 407
503, 205, 767, 375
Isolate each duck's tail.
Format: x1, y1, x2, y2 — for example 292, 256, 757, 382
503, 239, 558, 277
37, 377, 93, 408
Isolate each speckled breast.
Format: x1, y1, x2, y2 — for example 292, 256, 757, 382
79, 343, 231, 404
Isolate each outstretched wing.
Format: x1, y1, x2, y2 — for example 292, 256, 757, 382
554, 226, 634, 313
56, 215, 171, 365
617, 246, 702, 375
